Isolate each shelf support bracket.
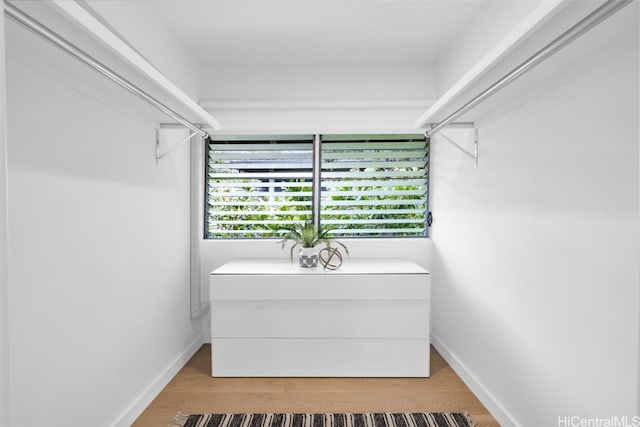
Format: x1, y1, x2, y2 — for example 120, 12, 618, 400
156, 129, 199, 165
429, 127, 478, 167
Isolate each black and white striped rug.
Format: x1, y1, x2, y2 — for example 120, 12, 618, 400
171, 413, 474, 427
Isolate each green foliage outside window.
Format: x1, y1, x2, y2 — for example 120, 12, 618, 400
206, 134, 428, 239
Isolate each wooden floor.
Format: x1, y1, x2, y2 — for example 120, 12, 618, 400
133, 344, 499, 427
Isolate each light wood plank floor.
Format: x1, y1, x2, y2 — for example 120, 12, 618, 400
133, 344, 499, 427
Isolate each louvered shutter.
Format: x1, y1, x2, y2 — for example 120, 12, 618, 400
206, 135, 314, 238
320, 134, 429, 237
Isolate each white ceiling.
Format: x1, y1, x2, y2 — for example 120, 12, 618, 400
146, 0, 486, 66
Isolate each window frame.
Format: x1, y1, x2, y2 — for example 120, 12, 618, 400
203, 132, 430, 240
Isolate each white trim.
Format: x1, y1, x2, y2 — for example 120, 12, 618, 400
0, 2, 10, 424
431, 332, 519, 427
414, 0, 567, 128
109, 333, 205, 427
201, 99, 435, 111
199, 126, 431, 136
200, 99, 433, 135
49, 0, 221, 130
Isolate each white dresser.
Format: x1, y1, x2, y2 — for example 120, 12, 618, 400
209, 258, 430, 377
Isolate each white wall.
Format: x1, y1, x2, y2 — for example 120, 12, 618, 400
5, 21, 201, 427
429, 43, 639, 427
200, 63, 435, 133
0, 2, 10, 426
433, 0, 555, 96
202, 63, 436, 102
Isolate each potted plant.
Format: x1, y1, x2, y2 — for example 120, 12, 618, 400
279, 220, 348, 268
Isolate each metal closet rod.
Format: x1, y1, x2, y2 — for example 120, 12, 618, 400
426, 0, 633, 138
4, 1, 210, 139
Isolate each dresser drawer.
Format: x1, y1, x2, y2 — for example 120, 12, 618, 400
211, 338, 430, 377
211, 273, 429, 301
211, 299, 429, 338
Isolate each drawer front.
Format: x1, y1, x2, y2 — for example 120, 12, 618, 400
210, 273, 430, 301
211, 338, 430, 377
211, 299, 429, 339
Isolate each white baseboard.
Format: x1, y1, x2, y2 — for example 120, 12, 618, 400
110, 332, 206, 427
431, 333, 518, 427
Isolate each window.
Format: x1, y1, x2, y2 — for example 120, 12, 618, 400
321, 134, 429, 237
206, 135, 314, 238
205, 134, 429, 239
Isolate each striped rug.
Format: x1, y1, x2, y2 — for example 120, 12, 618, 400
171, 413, 475, 427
